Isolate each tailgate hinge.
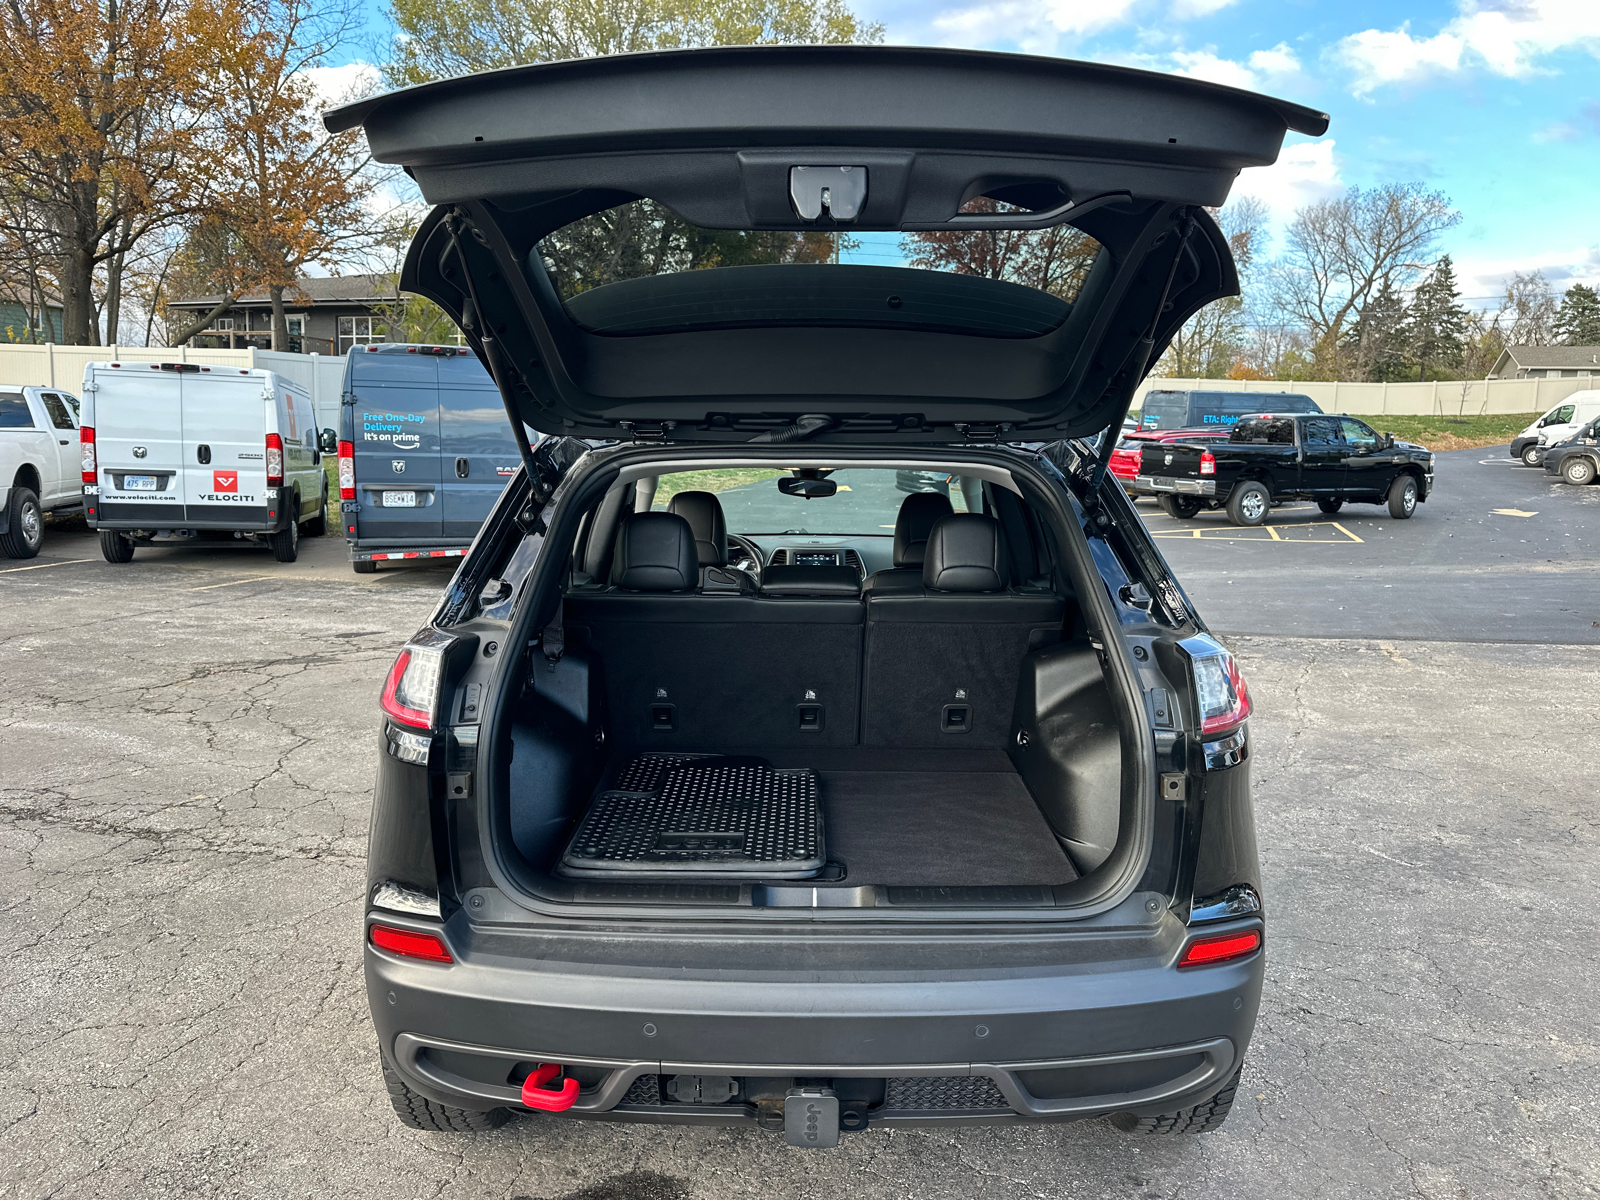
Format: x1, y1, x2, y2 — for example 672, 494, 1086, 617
955, 422, 1011, 441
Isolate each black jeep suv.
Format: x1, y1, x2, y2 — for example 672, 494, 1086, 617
329, 46, 1324, 1147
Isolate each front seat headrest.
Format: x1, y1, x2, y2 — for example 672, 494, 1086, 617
667, 490, 728, 567
923, 514, 1008, 592
893, 491, 954, 567
613, 513, 698, 591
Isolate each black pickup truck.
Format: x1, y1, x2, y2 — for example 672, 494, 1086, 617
1136, 414, 1435, 526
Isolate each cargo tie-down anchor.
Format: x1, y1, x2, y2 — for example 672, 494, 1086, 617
520, 1063, 579, 1111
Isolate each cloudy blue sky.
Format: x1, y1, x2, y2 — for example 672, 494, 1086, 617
325, 0, 1599, 308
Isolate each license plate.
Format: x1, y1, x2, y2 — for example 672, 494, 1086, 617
123, 475, 158, 491
381, 490, 417, 507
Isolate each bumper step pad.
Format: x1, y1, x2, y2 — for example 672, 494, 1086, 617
558, 755, 826, 879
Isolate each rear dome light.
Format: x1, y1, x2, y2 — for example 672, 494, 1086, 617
1178, 928, 1261, 968
1199, 450, 1216, 476
1182, 634, 1252, 735
369, 923, 453, 963
80, 425, 96, 482
337, 440, 355, 499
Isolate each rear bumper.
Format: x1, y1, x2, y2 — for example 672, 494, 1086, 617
1135, 475, 1216, 497
366, 910, 1264, 1127
349, 543, 471, 563
85, 486, 292, 533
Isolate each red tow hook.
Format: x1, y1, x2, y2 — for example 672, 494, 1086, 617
520, 1063, 579, 1112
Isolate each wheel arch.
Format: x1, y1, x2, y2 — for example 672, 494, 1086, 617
11, 462, 42, 496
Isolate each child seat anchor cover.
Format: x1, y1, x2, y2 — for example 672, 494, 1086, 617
558, 754, 826, 879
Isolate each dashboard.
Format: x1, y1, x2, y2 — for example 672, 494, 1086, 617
735, 534, 897, 580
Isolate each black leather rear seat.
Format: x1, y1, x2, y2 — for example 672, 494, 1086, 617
565, 513, 863, 750
862, 514, 1064, 747
861, 491, 952, 593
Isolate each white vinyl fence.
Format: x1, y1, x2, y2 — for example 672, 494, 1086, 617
1133, 375, 1595, 417
4, 340, 1593, 423
0, 343, 349, 430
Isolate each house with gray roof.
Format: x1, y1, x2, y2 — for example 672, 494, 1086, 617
166, 274, 421, 355
1488, 344, 1600, 380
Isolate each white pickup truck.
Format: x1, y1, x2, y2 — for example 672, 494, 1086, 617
1, 385, 83, 559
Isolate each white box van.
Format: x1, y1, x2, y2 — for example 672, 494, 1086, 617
1509, 391, 1600, 467
81, 361, 331, 563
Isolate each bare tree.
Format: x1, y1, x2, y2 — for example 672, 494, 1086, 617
1157, 198, 1267, 377
1269, 184, 1460, 380
1496, 270, 1558, 347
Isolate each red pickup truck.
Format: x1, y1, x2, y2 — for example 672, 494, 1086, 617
1110, 428, 1231, 505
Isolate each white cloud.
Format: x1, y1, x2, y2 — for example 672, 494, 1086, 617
1453, 245, 1600, 306
1229, 137, 1344, 228
1334, 0, 1600, 97
1170, 0, 1238, 17
1167, 42, 1304, 91
923, 0, 1138, 51
303, 62, 383, 111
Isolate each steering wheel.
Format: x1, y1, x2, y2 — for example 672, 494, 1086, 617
727, 533, 763, 576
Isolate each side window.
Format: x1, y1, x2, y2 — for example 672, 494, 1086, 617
1545, 405, 1575, 426
0, 393, 34, 428
1340, 418, 1378, 448
41, 393, 76, 430
1303, 417, 1342, 444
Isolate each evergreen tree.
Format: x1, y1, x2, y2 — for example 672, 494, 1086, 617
1343, 280, 1409, 381
1405, 255, 1469, 380
1554, 283, 1600, 345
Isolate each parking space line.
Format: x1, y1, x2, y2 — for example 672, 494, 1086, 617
1149, 520, 1366, 544
188, 575, 278, 591
0, 558, 96, 574
1266, 526, 1282, 541
1331, 522, 1364, 543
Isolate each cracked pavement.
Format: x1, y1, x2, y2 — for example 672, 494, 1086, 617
3, 530, 1597, 1199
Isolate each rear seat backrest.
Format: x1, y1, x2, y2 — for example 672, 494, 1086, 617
862, 513, 1064, 747
565, 512, 863, 749
862, 491, 953, 593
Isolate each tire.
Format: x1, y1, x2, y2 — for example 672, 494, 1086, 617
1561, 456, 1597, 486
1158, 494, 1202, 519
353, 559, 378, 574
99, 530, 136, 563
1225, 481, 1270, 527
1521, 445, 1542, 467
1316, 498, 1343, 515
1387, 473, 1419, 518
268, 514, 299, 562
1111, 1068, 1240, 1135
381, 1057, 509, 1132
0, 486, 43, 559
304, 489, 328, 538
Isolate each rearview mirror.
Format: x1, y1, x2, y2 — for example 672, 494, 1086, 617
319, 428, 338, 454
778, 477, 837, 499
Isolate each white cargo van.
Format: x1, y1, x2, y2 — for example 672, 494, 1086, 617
81, 361, 331, 563
1508, 391, 1600, 467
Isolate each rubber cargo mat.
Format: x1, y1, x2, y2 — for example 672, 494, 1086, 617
558, 754, 826, 879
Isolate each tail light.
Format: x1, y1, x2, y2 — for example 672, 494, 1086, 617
80, 425, 96, 483
1199, 450, 1216, 476
1178, 929, 1261, 968
379, 630, 453, 731
368, 923, 452, 964
337, 440, 355, 499
1182, 634, 1252, 735
265, 432, 284, 486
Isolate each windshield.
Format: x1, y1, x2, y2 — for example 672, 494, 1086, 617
653, 468, 975, 536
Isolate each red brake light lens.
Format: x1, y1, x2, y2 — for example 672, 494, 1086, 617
337, 440, 355, 499
1185, 635, 1252, 735
266, 432, 284, 486
1178, 929, 1261, 968
1199, 450, 1216, 476
80, 425, 96, 482
380, 645, 445, 729
369, 923, 453, 963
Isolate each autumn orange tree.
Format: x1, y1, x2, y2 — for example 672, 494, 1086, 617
0, 0, 222, 343
165, 0, 378, 348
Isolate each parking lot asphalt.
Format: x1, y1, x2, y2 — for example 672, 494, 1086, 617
3, 453, 1597, 1199
1145, 446, 1600, 645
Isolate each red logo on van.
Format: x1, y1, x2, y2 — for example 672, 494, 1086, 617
213, 471, 238, 492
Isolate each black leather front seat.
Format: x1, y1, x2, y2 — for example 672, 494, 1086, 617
861, 491, 953, 593
668, 490, 754, 592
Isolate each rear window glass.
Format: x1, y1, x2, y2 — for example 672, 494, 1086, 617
1231, 418, 1295, 444
0, 393, 33, 428
1139, 392, 1188, 429
535, 199, 1102, 339
653, 467, 975, 537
